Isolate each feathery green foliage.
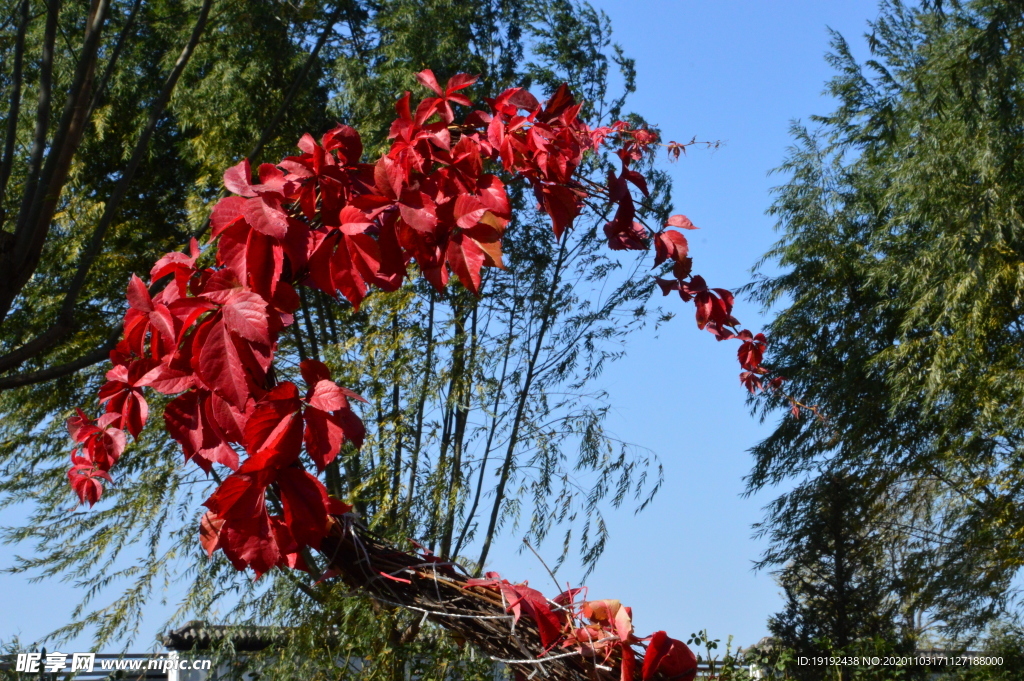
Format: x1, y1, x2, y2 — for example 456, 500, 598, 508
750, 0, 1024, 637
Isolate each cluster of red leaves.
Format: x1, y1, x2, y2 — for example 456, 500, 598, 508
466, 573, 697, 681
651, 217, 779, 392
66, 72, 777, 672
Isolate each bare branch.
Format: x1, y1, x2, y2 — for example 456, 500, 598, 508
2, 0, 111, 325
0, 327, 119, 390
85, 0, 143, 122
0, 0, 30, 224
11, 0, 60, 246
0, 0, 213, 376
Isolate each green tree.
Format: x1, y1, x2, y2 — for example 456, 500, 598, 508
758, 471, 918, 680
748, 0, 1024, 636
0, 0, 672, 673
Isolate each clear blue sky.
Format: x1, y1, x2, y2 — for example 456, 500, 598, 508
1, 0, 882, 655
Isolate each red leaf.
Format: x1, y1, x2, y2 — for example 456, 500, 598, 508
444, 72, 478, 96
622, 168, 649, 197
218, 509, 281, 578
446, 232, 487, 295
665, 215, 697, 230
224, 159, 257, 197
740, 371, 763, 394
398, 190, 438, 234
68, 457, 112, 506
243, 197, 289, 239
163, 390, 240, 472
655, 278, 680, 296
210, 196, 247, 236
621, 644, 637, 681
642, 632, 697, 681
538, 184, 581, 239
195, 316, 251, 409
653, 231, 689, 266
299, 359, 332, 386
277, 467, 330, 549
242, 383, 303, 460
500, 583, 564, 649
200, 510, 224, 557
321, 125, 363, 165
304, 406, 344, 471
218, 290, 270, 345
415, 69, 444, 97
127, 275, 153, 313
203, 470, 270, 521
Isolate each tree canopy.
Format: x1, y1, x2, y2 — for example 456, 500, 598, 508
750, 0, 1024, 637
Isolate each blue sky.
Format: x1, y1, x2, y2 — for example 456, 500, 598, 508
1, 0, 882, 656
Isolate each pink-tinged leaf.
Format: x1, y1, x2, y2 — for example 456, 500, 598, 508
454, 195, 487, 230
243, 197, 289, 239
224, 159, 257, 197
307, 380, 351, 412
219, 290, 270, 345
665, 215, 697, 230
499, 583, 564, 649
210, 196, 248, 236
297, 133, 318, 155
150, 243, 200, 284
444, 72, 478, 95
398, 191, 438, 234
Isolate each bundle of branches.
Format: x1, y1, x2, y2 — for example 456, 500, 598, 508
320, 515, 694, 681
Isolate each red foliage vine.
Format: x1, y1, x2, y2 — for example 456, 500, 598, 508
67, 70, 779, 680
